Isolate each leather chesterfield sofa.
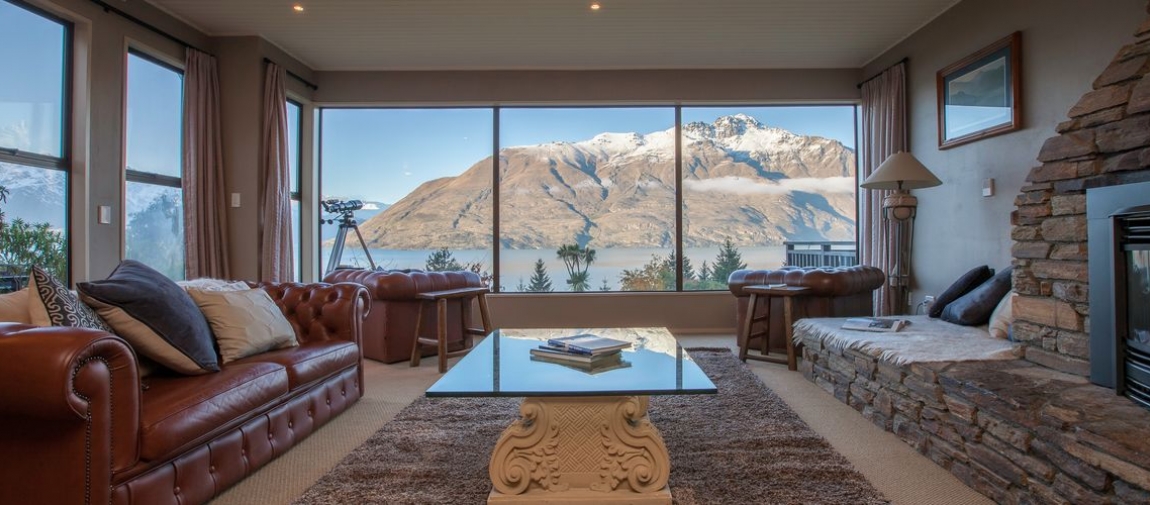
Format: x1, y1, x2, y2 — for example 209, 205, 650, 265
0, 281, 369, 505
323, 269, 484, 363
728, 266, 885, 355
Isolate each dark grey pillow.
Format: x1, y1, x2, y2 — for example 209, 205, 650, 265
929, 265, 994, 318
940, 266, 1014, 326
77, 260, 219, 375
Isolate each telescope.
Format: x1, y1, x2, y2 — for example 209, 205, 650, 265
322, 199, 364, 215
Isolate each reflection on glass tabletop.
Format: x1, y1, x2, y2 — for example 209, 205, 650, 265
425, 327, 718, 398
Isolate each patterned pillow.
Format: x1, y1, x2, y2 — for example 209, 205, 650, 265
27, 266, 114, 332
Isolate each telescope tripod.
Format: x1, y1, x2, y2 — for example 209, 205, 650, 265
325, 213, 378, 275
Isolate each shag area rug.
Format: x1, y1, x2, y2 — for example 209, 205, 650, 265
795, 316, 1022, 366
294, 348, 888, 505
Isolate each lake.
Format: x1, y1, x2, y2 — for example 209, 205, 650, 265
321, 245, 787, 291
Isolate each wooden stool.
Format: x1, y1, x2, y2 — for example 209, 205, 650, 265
410, 286, 493, 373
739, 285, 810, 371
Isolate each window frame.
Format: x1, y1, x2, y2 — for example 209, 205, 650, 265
0, 0, 75, 283
287, 97, 303, 281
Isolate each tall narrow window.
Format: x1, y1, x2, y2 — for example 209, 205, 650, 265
0, 0, 71, 290
287, 99, 302, 281
124, 51, 185, 279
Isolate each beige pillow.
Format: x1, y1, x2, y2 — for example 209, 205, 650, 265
0, 289, 32, 324
177, 278, 250, 292
187, 288, 298, 364
988, 292, 1015, 340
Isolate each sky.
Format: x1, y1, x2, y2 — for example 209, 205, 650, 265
322, 105, 858, 204
0, 0, 66, 157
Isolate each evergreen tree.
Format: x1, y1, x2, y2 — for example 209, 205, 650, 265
710, 238, 747, 284
682, 253, 697, 281
699, 260, 712, 282
125, 193, 184, 279
425, 247, 463, 271
527, 259, 553, 292
599, 279, 611, 291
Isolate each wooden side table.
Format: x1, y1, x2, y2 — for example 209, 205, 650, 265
739, 285, 811, 370
410, 286, 493, 373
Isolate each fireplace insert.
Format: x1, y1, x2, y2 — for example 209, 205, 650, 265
1117, 209, 1150, 407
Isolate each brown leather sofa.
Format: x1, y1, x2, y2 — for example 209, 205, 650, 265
324, 269, 483, 363
0, 281, 369, 505
728, 266, 885, 354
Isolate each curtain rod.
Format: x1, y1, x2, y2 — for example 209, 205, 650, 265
263, 58, 319, 91
88, 0, 211, 55
856, 57, 909, 89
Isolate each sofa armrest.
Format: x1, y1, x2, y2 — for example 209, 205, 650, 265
256, 282, 370, 347
728, 266, 886, 297
0, 323, 141, 504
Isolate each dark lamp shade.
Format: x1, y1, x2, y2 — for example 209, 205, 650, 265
860, 152, 943, 190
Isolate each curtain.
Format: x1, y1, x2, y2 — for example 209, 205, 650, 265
182, 48, 231, 280
260, 63, 293, 282
859, 62, 907, 316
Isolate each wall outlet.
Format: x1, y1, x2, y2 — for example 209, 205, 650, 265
231, 192, 241, 208
923, 295, 936, 312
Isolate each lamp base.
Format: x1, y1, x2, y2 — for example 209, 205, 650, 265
882, 191, 918, 221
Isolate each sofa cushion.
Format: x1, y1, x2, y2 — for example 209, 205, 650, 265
27, 266, 114, 332
941, 267, 1014, 326
0, 289, 31, 323
78, 260, 219, 375
929, 265, 994, 318
187, 288, 299, 364
139, 362, 288, 462
233, 340, 359, 390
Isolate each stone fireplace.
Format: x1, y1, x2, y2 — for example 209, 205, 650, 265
1012, 15, 1150, 383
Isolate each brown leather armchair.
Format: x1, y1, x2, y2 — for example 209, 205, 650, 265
728, 266, 885, 355
323, 269, 485, 363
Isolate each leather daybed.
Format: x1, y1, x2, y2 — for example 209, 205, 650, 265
0, 281, 369, 505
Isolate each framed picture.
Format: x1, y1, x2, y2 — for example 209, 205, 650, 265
937, 32, 1021, 149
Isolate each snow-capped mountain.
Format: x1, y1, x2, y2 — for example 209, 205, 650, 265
355, 114, 857, 249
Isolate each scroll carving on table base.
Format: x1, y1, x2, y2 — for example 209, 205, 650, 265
488, 396, 671, 504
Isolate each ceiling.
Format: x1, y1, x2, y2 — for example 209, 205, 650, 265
144, 0, 960, 72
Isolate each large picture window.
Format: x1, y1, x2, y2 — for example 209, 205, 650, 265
0, 0, 71, 291
124, 51, 185, 280
317, 105, 857, 292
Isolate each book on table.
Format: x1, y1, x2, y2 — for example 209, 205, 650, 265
545, 333, 631, 355
529, 346, 626, 364
841, 317, 910, 332
528, 355, 632, 375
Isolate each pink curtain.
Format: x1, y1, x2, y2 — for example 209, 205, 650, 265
182, 49, 230, 280
859, 62, 907, 316
260, 63, 293, 282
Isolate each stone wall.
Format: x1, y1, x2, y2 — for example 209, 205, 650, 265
1013, 6, 1150, 375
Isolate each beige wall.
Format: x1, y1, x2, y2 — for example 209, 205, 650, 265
862, 0, 1145, 310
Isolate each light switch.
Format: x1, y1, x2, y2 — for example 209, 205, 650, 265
98, 205, 111, 224
982, 178, 995, 197
231, 192, 241, 207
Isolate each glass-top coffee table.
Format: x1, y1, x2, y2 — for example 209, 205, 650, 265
426, 327, 717, 504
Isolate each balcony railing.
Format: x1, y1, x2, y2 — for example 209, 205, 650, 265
784, 241, 858, 268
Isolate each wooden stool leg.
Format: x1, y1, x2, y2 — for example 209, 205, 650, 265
460, 296, 474, 349
739, 293, 758, 362
410, 300, 426, 367
760, 295, 772, 356
477, 292, 492, 333
437, 298, 448, 373
783, 296, 797, 371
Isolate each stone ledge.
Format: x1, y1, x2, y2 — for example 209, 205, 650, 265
798, 337, 1150, 504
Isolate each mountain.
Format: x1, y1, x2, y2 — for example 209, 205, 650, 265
354, 114, 856, 249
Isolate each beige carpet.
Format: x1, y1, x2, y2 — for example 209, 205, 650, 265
210, 334, 991, 505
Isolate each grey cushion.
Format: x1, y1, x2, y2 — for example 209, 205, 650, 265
929, 265, 994, 318
78, 260, 219, 375
940, 266, 1014, 326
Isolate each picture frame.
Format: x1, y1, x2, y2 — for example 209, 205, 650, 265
937, 32, 1021, 149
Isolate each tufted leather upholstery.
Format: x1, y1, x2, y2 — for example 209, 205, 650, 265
324, 269, 484, 363
0, 281, 368, 505
728, 266, 885, 353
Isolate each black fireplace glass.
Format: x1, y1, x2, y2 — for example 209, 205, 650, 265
1130, 249, 1150, 347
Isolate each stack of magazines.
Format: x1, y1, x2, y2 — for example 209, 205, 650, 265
529, 333, 632, 373
841, 317, 910, 332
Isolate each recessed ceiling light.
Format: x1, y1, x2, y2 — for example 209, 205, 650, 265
292, 4, 304, 12
590, 2, 601, 11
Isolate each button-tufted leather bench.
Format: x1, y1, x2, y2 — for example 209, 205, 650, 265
323, 269, 486, 363
728, 266, 885, 357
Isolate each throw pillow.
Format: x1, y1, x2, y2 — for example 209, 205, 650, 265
0, 289, 31, 324
177, 278, 250, 292
929, 265, 995, 318
988, 292, 1015, 339
77, 260, 219, 375
187, 288, 298, 364
941, 266, 1014, 326
27, 266, 114, 332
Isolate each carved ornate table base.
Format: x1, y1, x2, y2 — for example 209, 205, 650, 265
488, 396, 671, 504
